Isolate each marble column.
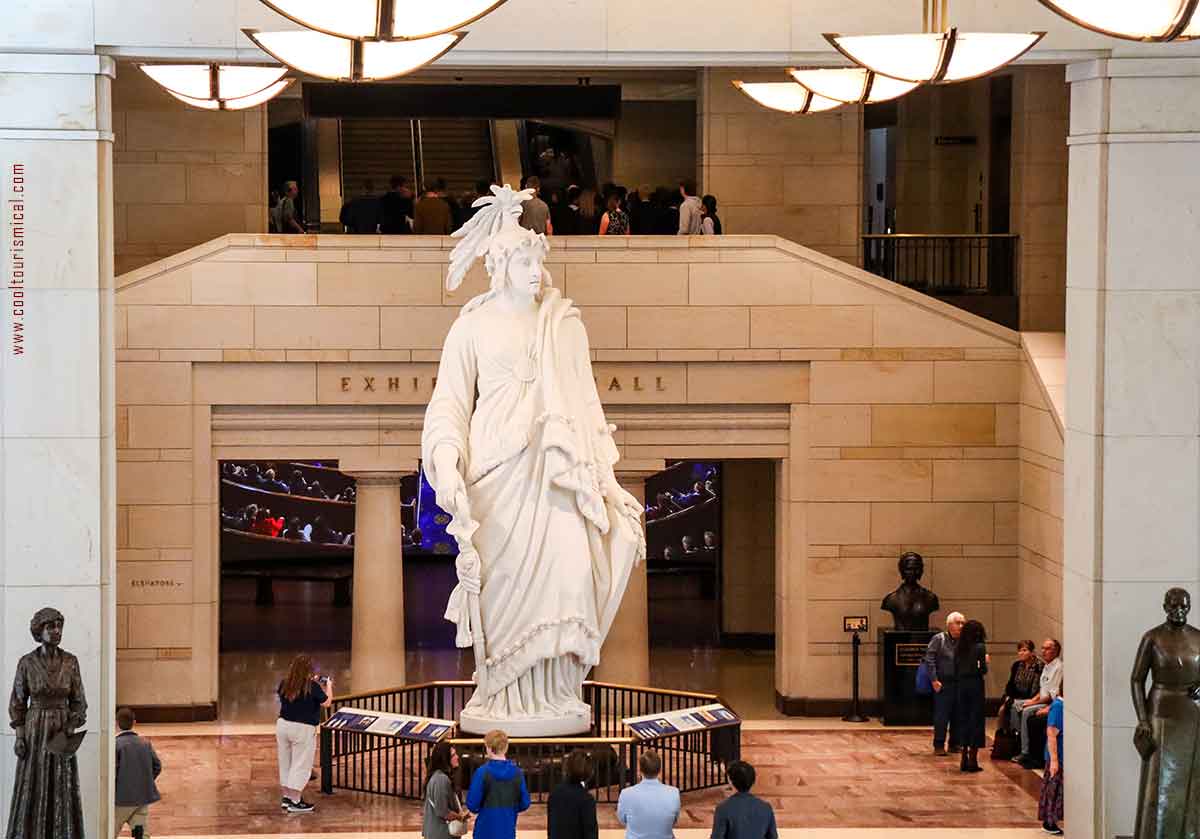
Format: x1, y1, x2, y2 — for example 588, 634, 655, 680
0, 50, 116, 837
1063, 57, 1200, 839
594, 467, 659, 685
348, 472, 407, 692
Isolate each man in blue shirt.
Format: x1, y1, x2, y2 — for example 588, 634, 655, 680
712, 761, 777, 839
466, 730, 530, 839
1039, 695, 1065, 835
618, 750, 680, 839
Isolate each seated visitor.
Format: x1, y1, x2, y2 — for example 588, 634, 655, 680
335, 485, 356, 503
235, 504, 259, 531
263, 468, 290, 493
220, 506, 240, 529
998, 640, 1043, 735
282, 517, 310, 542
1013, 638, 1062, 768
466, 730, 530, 839
114, 706, 162, 839
249, 508, 273, 536
1038, 689, 1065, 835
682, 535, 699, 554
548, 750, 598, 839
617, 751, 679, 839
310, 515, 342, 545
306, 480, 329, 500
663, 546, 677, 562
712, 760, 777, 839
288, 469, 308, 495
703, 531, 719, 550
409, 528, 423, 548
244, 464, 263, 486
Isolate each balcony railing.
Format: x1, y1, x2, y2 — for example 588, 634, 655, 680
862, 234, 1020, 296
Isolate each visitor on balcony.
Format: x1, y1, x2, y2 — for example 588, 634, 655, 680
598, 194, 629, 236
414, 180, 454, 235
381, 175, 415, 235
701, 195, 722, 236
678, 180, 702, 235
519, 176, 553, 235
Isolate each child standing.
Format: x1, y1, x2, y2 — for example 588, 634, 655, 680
466, 730, 530, 839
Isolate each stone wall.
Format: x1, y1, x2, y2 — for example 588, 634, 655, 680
1018, 333, 1064, 645
613, 101, 698, 195
699, 70, 862, 265
1011, 67, 1069, 331
114, 232, 1020, 712
721, 460, 776, 636
112, 65, 268, 275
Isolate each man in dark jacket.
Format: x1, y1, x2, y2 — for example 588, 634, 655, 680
115, 707, 162, 839
466, 730, 530, 839
711, 761, 776, 839
924, 611, 966, 755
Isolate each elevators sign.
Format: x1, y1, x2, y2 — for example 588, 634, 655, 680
623, 702, 740, 741
895, 643, 927, 667
323, 706, 454, 743
317, 363, 685, 405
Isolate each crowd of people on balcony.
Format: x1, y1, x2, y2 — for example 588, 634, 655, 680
222, 462, 356, 503
221, 503, 356, 547
645, 479, 718, 522
329, 171, 723, 238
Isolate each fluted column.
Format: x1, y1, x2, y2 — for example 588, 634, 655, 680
348, 471, 407, 692
595, 465, 660, 685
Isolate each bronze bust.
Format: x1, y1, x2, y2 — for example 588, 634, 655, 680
881, 552, 940, 631
1131, 587, 1200, 839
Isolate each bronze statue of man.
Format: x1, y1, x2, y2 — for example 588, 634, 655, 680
1131, 587, 1200, 839
881, 552, 940, 631
7, 607, 87, 839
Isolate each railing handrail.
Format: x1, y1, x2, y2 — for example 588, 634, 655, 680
449, 736, 636, 745
331, 679, 722, 706
862, 233, 1021, 240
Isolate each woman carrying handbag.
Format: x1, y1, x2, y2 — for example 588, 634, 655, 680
425, 742, 471, 839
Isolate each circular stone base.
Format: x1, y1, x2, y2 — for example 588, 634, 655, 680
459, 707, 592, 737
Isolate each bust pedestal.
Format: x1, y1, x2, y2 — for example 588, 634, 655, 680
878, 629, 936, 726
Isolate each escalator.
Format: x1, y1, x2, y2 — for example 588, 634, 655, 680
340, 117, 495, 195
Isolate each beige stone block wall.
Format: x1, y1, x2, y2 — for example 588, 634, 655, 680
613, 101, 698, 192
1018, 334, 1065, 647
721, 460, 776, 635
112, 64, 267, 276
1012, 67, 1069, 331
700, 69, 862, 265
114, 233, 1023, 710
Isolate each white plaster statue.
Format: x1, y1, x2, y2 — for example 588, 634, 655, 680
421, 185, 646, 736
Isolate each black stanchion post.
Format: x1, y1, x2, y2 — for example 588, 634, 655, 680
320, 727, 333, 794
843, 631, 869, 723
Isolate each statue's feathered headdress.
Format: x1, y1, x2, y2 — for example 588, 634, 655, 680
447, 184, 543, 292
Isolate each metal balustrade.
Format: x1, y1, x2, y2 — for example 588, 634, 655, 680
862, 233, 1020, 296
319, 680, 740, 801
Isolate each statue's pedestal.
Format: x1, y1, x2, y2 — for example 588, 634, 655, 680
878, 629, 936, 726
459, 707, 591, 737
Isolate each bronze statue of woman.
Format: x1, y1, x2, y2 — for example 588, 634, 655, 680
881, 552, 941, 631
7, 607, 87, 839
1131, 587, 1200, 839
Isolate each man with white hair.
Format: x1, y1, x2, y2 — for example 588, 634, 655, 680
924, 611, 966, 755
1012, 638, 1063, 768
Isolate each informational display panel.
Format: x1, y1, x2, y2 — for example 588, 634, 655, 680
622, 702, 740, 740
324, 707, 455, 742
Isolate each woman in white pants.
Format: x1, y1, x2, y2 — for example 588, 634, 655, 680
276, 655, 332, 813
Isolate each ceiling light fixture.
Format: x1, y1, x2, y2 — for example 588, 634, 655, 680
242, 29, 464, 81
139, 64, 293, 110
825, 0, 1045, 84
1035, 0, 1199, 42
731, 81, 844, 114
788, 68, 920, 104
255, 0, 508, 40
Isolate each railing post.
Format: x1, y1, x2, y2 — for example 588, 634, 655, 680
320, 726, 333, 795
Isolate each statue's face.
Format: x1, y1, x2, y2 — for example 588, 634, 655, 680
1165, 590, 1191, 626
900, 555, 923, 583
506, 246, 543, 301
41, 620, 63, 647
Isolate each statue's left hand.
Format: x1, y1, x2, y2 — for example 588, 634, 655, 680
606, 481, 643, 519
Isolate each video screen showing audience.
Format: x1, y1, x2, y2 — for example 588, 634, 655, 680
219, 460, 458, 560
645, 462, 721, 565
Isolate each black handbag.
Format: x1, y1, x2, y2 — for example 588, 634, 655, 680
991, 727, 1020, 760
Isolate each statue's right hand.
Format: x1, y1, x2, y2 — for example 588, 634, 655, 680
1134, 722, 1156, 759
14, 736, 26, 759
435, 474, 467, 514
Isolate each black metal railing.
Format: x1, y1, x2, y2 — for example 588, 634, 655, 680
862, 234, 1019, 295
320, 680, 739, 802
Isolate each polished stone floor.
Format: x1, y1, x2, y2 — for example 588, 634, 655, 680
133, 728, 1045, 837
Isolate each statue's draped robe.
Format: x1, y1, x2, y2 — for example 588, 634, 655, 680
423, 288, 642, 720
1133, 624, 1200, 839
7, 649, 86, 839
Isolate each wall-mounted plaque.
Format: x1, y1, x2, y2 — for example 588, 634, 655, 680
844, 616, 868, 633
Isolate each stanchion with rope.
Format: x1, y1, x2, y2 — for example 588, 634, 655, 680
843, 616, 870, 723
